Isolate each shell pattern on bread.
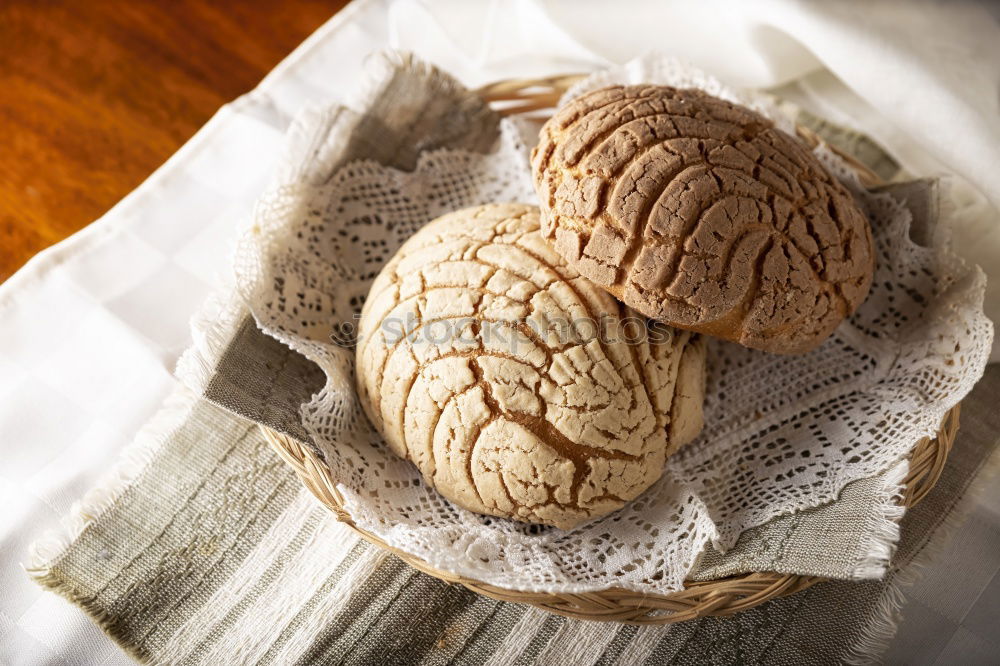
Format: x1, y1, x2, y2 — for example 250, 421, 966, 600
531, 85, 874, 354
356, 203, 705, 529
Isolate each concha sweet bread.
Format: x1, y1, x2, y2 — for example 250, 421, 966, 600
356, 203, 705, 529
531, 85, 874, 354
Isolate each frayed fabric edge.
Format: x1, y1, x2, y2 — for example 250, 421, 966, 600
850, 458, 909, 579
174, 284, 250, 396
24, 385, 199, 576
841, 442, 1000, 665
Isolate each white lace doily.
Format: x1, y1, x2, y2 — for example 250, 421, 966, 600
235, 56, 991, 594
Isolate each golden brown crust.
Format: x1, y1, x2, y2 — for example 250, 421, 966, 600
531, 85, 874, 354
356, 203, 705, 528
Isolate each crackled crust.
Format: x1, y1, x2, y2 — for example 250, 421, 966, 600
531, 85, 874, 354
356, 203, 705, 529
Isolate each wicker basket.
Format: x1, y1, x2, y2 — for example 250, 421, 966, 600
259, 75, 961, 624
262, 407, 958, 624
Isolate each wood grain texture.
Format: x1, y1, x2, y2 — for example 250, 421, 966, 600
0, 0, 348, 281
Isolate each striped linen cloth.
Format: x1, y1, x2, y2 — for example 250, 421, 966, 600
27, 368, 1000, 664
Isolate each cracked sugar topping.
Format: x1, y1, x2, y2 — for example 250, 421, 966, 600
532, 85, 875, 354
356, 203, 705, 529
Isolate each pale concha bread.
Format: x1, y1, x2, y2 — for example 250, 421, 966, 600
531, 85, 875, 354
356, 203, 706, 529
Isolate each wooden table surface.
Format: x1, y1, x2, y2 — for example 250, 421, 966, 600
0, 0, 349, 282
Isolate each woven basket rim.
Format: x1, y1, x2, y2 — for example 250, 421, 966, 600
261, 406, 958, 624
259, 74, 959, 623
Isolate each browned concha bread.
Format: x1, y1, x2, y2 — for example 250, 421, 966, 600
531, 85, 874, 354
356, 204, 706, 529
